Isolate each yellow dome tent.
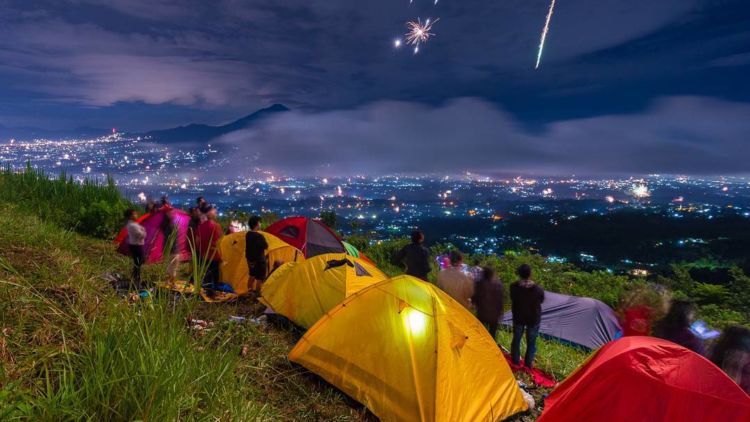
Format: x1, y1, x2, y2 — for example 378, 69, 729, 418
289, 275, 527, 422
260, 253, 387, 329
219, 231, 304, 296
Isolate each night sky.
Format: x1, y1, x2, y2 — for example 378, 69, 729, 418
1, 0, 749, 175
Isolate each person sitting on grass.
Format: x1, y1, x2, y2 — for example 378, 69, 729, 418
125, 209, 146, 289
473, 266, 504, 342
510, 264, 545, 368
437, 250, 474, 310
245, 215, 269, 296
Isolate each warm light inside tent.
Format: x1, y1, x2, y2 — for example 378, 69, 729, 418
403, 307, 427, 336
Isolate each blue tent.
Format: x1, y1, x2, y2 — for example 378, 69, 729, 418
500, 291, 622, 350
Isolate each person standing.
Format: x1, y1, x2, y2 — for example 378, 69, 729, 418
191, 205, 223, 290
653, 300, 705, 355
710, 325, 750, 394
392, 230, 431, 281
437, 250, 474, 310
473, 267, 505, 341
125, 209, 147, 289
510, 264, 545, 368
245, 215, 269, 295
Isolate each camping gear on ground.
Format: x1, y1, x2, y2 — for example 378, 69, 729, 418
260, 254, 387, 329
289, 275, 528, 422
115, 207, 191, 264
538, 336, 750, 422
500, 291, 622, 350
219, 231, 304, 297
266, 216, 366, 259
503, 354, 556, 388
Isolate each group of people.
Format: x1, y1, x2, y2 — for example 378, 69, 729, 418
393, 230, 545, 368
125, 210, 750, 393
652, 299, 750, 393
124, 197, 271, 295
394, 230, 750, 393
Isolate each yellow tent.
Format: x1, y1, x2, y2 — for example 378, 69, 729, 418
260, 253, 387, 329
289, 275, 527, 422
219, 231, 304, 296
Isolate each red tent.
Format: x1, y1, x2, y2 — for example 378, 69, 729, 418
115, 208, 191, 264
538, 337, 750, 422
265, 217, 346, 258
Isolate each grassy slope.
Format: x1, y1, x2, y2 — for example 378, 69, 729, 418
0, 208, 587, 421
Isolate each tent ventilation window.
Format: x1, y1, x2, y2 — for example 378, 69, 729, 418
279, 226, 300, 239
354, 262, 371, 277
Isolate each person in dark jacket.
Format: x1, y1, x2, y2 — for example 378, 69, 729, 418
392, 230, 431, 281
124, 209, 146, 289
245, 215, 269, 294
653, 299, 705, 355
710, 325, 750, 394
473, 267, 504, 341
510, 264, 545, 368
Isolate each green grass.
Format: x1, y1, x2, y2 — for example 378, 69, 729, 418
0, 165, 131, 239
0, 169, 593, 421
0, 207, 374, 421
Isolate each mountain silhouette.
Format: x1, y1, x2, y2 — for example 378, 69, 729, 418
142, 104, 289, 143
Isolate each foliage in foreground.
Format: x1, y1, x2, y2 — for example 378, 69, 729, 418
0, 207, 372, 421
0, 165, 131, 239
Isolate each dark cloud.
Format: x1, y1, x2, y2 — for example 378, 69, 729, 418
218, 96, 750, 176
0, 0, 748, 175
0, 0, 712, 110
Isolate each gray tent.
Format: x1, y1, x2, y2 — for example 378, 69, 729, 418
500, 291, 622, 350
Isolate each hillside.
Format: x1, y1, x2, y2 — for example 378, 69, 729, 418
0, 169, 594, 421
5, 168, 747, 420
0, 205, 592, 420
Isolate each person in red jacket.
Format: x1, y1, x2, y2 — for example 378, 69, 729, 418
190, 205, 223, 290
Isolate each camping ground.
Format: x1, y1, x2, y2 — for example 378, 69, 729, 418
0, 204, 590, 420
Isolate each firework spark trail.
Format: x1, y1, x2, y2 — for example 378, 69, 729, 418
404, 17, 440, 54
535, 0, 557, 69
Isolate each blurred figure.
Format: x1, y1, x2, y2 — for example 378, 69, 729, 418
188, 206, 201, 235
619, 289, 658, 337
145, 199, 157, 214
124, 209, 146, 289
393, 230, 431, 281
710, 326, 750, 394
196, 196, 207, 209
437, 250, 474, 310
653, 299, 705, 355
162, 207, 181, 284
159, 195, 171, 210
245, 215, 269, 294
473, 266, 504, 341
510, 264, 545, 368
191, 205, 223, 290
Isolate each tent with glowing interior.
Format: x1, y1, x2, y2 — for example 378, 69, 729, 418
289, 275, 528, 422
266, 216, 362, 258
115, 207, 191, 264
538, 336, 750, 422
218, 231, 304, 297
500, 291, 622, 350
260, 254, 387, 329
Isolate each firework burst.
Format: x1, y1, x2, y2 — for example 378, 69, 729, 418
404, 17, 439, 53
